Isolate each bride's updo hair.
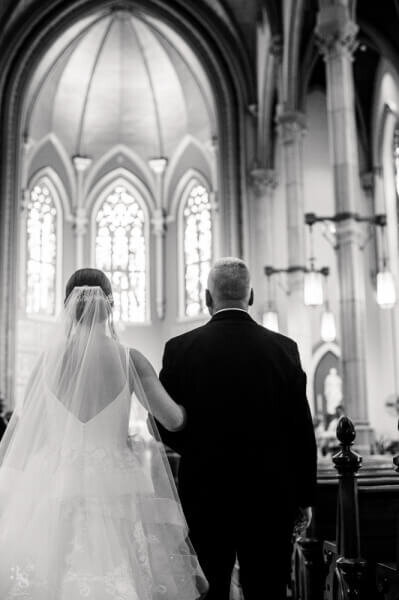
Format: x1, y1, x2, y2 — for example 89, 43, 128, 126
65, 268, 114, 321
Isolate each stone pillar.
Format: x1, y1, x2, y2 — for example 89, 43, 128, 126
71, 207, 88, 270
277, 111, 312, 370
250, 167, 277, 306
207, 136, 221, 258
72, 155, 92, 270
149, 157, 168, 320
151, 208, 167, 320
316, 1, 373, 450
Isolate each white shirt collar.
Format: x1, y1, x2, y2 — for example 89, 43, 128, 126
213, 308, 249, 316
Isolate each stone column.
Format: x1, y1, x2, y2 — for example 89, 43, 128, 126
149, 158, 168, 320
277, 111, 312, 370
250, 167, 277, 302
72, 155, 92, 269
71, 207, 88, 270
151, 208, 167, 321
316, 1, 373, 450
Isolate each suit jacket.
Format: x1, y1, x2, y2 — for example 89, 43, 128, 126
156, 310, 317, 509
0, 416, 6, 442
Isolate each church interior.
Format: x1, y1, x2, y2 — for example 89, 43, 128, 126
3, 0, 399, 597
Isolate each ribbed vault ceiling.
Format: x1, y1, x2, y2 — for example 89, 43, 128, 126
27, 9, 215, 161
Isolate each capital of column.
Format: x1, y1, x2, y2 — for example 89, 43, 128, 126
335, 219, 364, 247
21, 188, 30, 213
270, 35, 283, 61
276, 111, 307, 145
315, 5, 358, 61
151, 208, 168, 237
71, 207, 88, 236
148, 157, 168, 175
204, 135, 218, 155
360, 172, 374, 195
72, 155, 92, 173
22, 134, 34, 155
249, 167, 277, 196
209, 190, 219, 213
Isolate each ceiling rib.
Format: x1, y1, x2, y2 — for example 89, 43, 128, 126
128, 15, 164, 157
76, 16, 115, 155
144, 17, 215, 129
27, 12, 110, 136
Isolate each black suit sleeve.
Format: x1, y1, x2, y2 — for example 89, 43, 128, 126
0, 417, 6, 442
153, 341, 187, 455
290, 344, 317, 507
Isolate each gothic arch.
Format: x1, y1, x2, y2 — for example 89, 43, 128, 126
83, 145, 156, 201
165, 135, 214, 209
86, 167, 155, 216
90, 173, 152, 323
171, 169, 215, 319
170, 168, 212, 219
308, 342, 341, 414
25, 133, 76, 203
21, 167, 66, 318
0, 0, 253, 400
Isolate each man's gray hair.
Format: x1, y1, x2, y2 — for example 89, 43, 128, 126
207, 257, 251, 301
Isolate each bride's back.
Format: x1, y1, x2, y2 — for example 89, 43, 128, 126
51, 334, 129, 423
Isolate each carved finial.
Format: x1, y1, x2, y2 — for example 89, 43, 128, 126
333, 416, 362, 475
337, 416, 356, 446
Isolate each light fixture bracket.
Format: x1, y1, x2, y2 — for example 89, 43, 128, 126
264, 265, 329, 277
305, 212, 387, 251
305, 211, 387, 226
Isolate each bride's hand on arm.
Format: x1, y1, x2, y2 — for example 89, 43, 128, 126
130, 349, 186, 432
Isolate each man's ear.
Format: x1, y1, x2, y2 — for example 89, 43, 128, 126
248, 288, 254, 306
205, 289, 213, 308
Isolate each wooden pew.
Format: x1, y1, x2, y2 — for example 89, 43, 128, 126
375, 438, 399, 599
292, 418, 399, 599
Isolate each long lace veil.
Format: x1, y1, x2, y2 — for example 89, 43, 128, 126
0, 286, 207, 598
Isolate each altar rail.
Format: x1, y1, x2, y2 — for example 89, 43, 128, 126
292, 416, 399, 600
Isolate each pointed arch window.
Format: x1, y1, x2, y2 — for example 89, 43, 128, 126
95, 184, 147, 322
182, 180, 213, 317
25, 178, 59, 316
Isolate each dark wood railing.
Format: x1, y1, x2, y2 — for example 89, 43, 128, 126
324, 416, 369, 599
292, 416, 399, 600
375, 423, 399, 599
169, 419, 399, 599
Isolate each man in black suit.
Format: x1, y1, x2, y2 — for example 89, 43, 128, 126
0, 398, 7, 442
156, 258, 317, 600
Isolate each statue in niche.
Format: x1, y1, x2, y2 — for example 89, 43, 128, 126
324, 367, 343, 416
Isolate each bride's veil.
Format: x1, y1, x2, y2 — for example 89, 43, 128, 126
0, 285, 207, 597
0, 286, 129, 467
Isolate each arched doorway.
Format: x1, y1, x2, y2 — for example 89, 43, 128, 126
308, 342, 342, 421
0, 1, 253, 406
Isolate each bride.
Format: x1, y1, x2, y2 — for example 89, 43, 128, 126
0, 268, 208, 599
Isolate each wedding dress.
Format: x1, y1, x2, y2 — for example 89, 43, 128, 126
0, 286, 207, 599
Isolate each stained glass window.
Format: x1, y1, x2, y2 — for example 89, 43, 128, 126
26, 180, 58, 316
95, 184, 147, 322
183, 182, 213, 317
